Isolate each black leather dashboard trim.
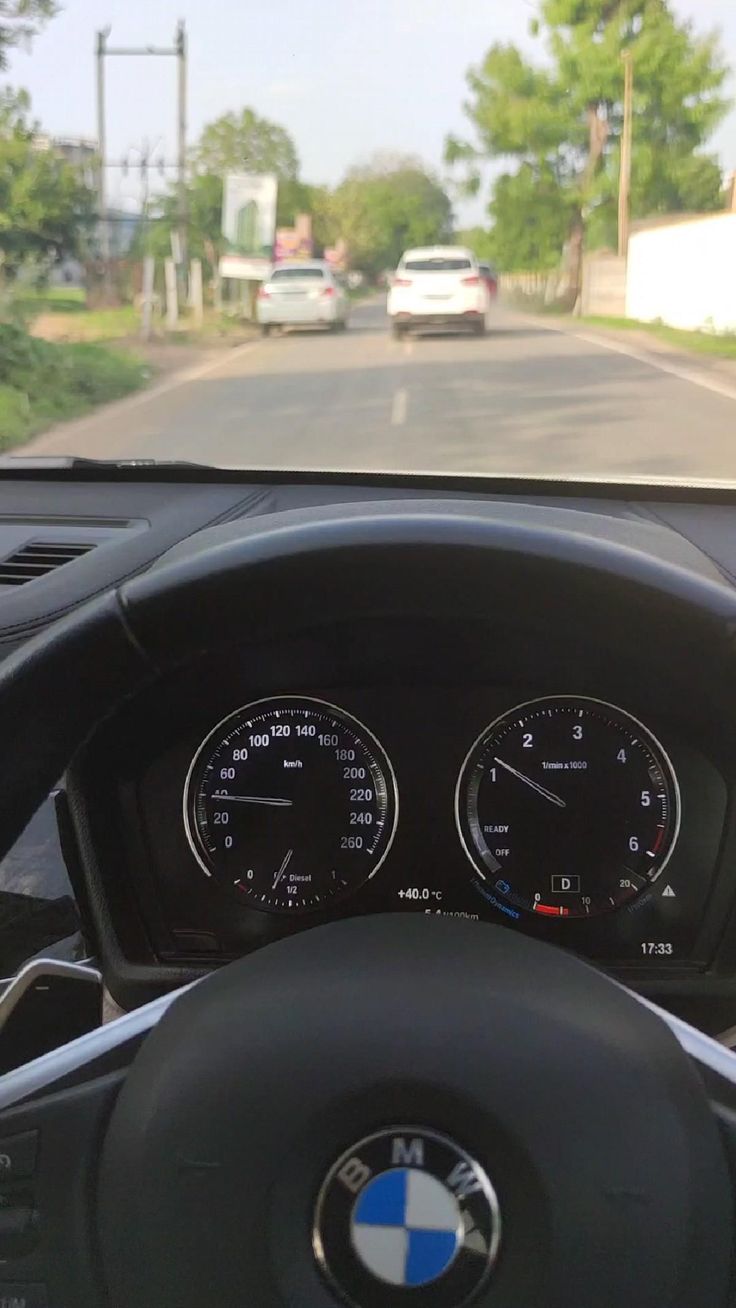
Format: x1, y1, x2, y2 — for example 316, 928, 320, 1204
0, 484, 274, 644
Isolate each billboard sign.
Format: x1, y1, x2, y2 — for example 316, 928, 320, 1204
324, 238, 348, 272
274, 230, 313, 261
219, 254, 272, 282
222, 173, 278, 259
274, 213, 314, 263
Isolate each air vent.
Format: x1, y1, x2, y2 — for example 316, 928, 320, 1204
0, 540, 96, 586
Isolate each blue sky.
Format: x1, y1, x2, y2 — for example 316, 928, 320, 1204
6, 0, 736, 226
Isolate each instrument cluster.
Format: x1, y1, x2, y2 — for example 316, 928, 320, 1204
184, 694, 680, 924
113, 684, 729, 976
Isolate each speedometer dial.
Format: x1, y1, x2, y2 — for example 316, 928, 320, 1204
184, 697, 398, 914
455, 696, 680, 918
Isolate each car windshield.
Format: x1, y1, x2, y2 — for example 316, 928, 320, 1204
1, 1, 735, 484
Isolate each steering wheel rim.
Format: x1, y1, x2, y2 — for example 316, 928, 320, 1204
0, 504, 735, 1307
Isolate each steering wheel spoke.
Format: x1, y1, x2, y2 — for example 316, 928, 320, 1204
0, 988, 184, 1307
0, 1072, 119, 1306
647, 995, 736, 1189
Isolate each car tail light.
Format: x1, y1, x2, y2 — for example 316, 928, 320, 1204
392, 277, 413, 287
461, 276, 481, 286
257, 285, 270, 299
321, 285, 336, 298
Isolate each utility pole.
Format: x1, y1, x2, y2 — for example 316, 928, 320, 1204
96, 27, 111, 293
618, 48, 634, 258
176, 20, 188, 272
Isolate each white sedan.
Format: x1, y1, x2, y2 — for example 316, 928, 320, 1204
257, 261, 350, 334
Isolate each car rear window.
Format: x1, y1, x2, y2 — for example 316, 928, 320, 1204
270, 267, 325, 281
402, 257, 472, 272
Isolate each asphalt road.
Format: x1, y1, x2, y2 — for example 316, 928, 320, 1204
23, 299, 736, 481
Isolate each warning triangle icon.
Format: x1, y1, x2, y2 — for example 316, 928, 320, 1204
662, 884, 676, 898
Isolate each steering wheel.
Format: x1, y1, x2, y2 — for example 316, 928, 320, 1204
0, 505, 735, 1308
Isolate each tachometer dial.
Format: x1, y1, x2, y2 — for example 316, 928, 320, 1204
184, 696, 398, 913
455, 696, 680, 918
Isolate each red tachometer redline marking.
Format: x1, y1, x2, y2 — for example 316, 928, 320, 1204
651, 825, 665, 855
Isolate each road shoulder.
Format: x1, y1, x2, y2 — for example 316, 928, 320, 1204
521, 310, 736, 403
19, 338, 264, 456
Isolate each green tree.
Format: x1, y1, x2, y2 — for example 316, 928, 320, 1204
454, 226, 497, 264
276, 178, 323, 229
133, 173, 223, 266
0, 0, 56, 69
446, 1, 730, 277
191, 108, 299, 181
135, 107, 308, 267
491, 163, 576, 270
175, 109, 313, 264
0, 90, 94, 275
293, 184, 334, 251
330, 156, 453, 275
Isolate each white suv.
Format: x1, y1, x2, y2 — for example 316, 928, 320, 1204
387, 246, 490, 338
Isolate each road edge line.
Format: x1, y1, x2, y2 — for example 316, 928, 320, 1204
560, 324, 736, 403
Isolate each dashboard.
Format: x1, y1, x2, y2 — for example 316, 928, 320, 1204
4, 465, 736, 1027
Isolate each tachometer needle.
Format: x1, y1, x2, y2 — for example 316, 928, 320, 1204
273, 848, 293, 890
493, 757, 566, 809
214, 794, 293, 807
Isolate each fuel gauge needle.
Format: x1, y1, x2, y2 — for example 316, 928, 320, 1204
493, 757, 566, 809
273, 848, 293, 890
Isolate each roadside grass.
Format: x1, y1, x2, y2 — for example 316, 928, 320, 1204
0, 323, 149, 450
580, 315, 736, 360
168, 312, 259, 344
30, 305, 138, 343
31, 302, 259, 346
12, 285, 88, 315
347, 284, 375, 301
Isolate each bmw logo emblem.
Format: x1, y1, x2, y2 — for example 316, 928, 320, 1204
313, 1127, 500, 1307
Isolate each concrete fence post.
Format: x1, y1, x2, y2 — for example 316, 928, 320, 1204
190, 258, 204, 326
165, 257, 178, 330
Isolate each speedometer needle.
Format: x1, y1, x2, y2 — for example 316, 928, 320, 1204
214, 793, 293, 807
493, 757, 567, 809
273, 848, 293, 890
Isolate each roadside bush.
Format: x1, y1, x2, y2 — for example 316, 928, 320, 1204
0, 322, 148, 447
0, 384, 30, 448
60, 343, 145, 403
0, 322, 50, 382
